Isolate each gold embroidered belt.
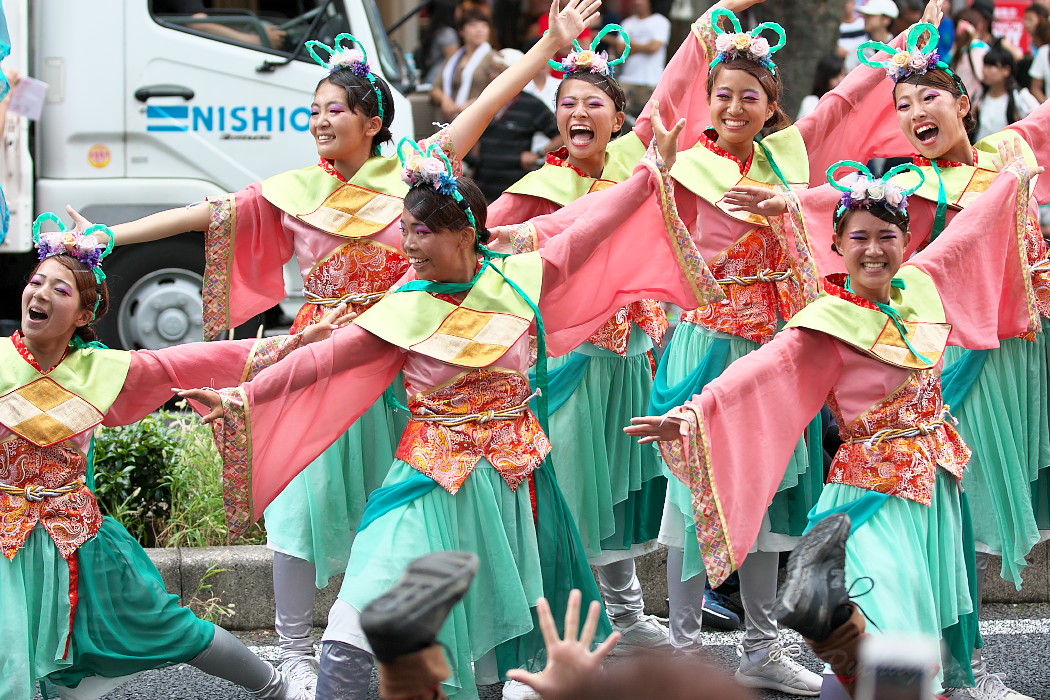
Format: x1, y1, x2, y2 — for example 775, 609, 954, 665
305, 290, 387, 308
0, 477, 85, 502
716, 269, 794, 286
844, 407, 957, 451
411, 390, 539, 427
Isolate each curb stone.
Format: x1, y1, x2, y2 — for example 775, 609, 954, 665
146, 541, 1049, 631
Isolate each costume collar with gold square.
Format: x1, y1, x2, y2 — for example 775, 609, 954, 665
259, 155, 408, 239
669, 125, 809, 226
786, 268, 951, 369
354, 253, 543, 368
0, 336, 131, 446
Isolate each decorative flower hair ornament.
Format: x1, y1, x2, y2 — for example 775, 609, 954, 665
828, 160, 925, 229
32, 212, 115, 318
710, 9, 787, 74
548, 24, 629, 77
306, 33, 385, 121
398, 137, 479, 232
858, 22, 954, 84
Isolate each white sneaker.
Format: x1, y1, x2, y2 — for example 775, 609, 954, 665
944, 672, 1035, 700
734, 642, 822, 697
502, 679, 541, 700
278, 655, 318, 700
612, 614, 674, 652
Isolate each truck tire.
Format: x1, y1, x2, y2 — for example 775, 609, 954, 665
96, 235, 207, 350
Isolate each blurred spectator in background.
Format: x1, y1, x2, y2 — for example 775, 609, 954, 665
975, 41, 1040, 140
1029, 10, 1050, 100
471, 48, 562, 202
1019, 4, 1049, 89
890, 0, 923, 37
936, 0, 955, 60
839, 0, 867, 71
421, 0, 462, 86
431, 8, 494, 120
859, 0, 899, 46
953, 3, 997, 105
797, 53, 847, 119
152, 0, 287, 48
607, 0, 670, 120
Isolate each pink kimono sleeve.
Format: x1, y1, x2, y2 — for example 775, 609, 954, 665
534, 149, 723, 354
103, 334, 304, 426
203, 183, 295, 340
209, 324, 405, 537
796, 33, 914, 183
909, 161, 1041, 348
659, 327, 843, 586
487, 192, 558, 252
633, 13, 714, 149
1005, 98, 1050, 205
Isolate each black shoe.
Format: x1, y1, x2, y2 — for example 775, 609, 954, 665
772, 513, 851, 642
361, 551, 480, 663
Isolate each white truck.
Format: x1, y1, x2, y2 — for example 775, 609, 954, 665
1, 0, 414, 349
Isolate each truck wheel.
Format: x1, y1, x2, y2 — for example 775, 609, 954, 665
96, 236, 206, 350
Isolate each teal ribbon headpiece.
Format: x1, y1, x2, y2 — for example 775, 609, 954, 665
548, 24, 630, 78
710, 9, 787, 75
827, 160, 925, 229
306, 32, 385, 122
32, 212, 115, 317
398, 137, 480, 233
858, 22, 954, 84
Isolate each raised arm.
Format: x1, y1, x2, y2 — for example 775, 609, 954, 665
628, 326, 842, 586
443, 0, 601, 158
909, 154, 1042, 348
1005, 97, 1050, 204
69, 201, 212, 246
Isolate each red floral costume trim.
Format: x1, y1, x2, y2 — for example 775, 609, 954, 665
213, 387, 253, 539
318, 158, 348, 183
697, 129, 753, 174
203, 196, 236, 341
586, 301, 668, 355
912, 148, 978, 168
826, 371, 970, 505
0, 437, 102, 560
12, 331, 69, 373
397, 369, 551, 494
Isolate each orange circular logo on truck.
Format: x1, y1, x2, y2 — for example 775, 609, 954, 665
88, 145, 111, 168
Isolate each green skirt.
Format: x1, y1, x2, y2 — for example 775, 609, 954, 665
339, 458, 605, 700
944, 331, 1050, 588
264, 391, 404, 587
660, 322, 820, 580
816, 473, 974, 692
546, 331, 666, 560
0, 518, 214, 697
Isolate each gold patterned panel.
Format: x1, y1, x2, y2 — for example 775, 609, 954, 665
0, 377, 104, 447
714, 176, 773, 226
870, 320, 951, 369
411, 307, 531, 368
588, 179, 616, 194
956, 169, 997, 209
298, 184, 404, 239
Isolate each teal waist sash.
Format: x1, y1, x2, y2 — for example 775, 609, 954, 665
941, 348, 990, 409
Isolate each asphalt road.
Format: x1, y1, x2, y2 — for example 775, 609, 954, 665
32, 603, 1050, 700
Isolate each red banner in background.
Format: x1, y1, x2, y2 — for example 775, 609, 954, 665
994, 1, 1031, 54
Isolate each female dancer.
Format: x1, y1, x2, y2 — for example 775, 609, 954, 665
629, 147, 1042, 696
506, 1, 922, 692
77, 0, 603, 688
737, 27, 1050, 697
182, 116, 721, 699
2, 215, 350, 700
486, 29, 673, 671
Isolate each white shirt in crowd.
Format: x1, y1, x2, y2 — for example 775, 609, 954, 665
617, 12, 672, 87
840, 16, 867, 71
976, 89, 1040, 141
1029, 44, 1050, 86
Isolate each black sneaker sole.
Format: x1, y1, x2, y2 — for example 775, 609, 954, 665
361, 550, 480, 663
772, 513, 851, 641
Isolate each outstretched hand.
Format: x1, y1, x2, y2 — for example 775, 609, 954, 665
546, 0, 603, 50
992, 136, 1045, 178
624, 415, 685, 444
175, 388, 223, 424
301, 303, 357, 344
506, 590, 620, 697
723, 185, 787, 216
65, 205, 103, 240
652, 100, 686, 170
919, 0, 943, 28
486, 225, 515, 254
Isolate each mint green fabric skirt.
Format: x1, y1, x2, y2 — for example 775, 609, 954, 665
264, 392, 404, 587
944, 331, 1050, 588
546, 331, 666, 560
338, 459, 544, 699
661, 322, 820, 580
816, 472, 974, 692
1, 518, 215, 697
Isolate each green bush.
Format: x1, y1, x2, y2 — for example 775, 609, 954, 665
93, 404, 266, 548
